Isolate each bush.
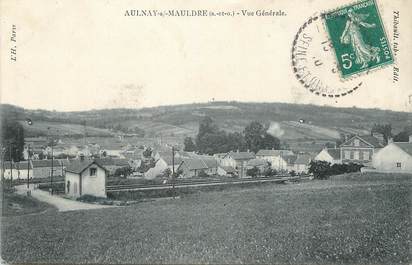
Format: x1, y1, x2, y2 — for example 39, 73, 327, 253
247, 166, 260, 178
76, 194, 107, 203
308, 160, 363, 180
197, 170, 209, 178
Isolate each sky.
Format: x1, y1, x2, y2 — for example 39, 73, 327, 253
1, 0, 411, 112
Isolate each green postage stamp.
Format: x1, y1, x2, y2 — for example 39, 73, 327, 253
323, 0, 393, 78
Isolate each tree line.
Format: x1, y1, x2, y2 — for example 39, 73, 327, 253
183, 117, 281, 155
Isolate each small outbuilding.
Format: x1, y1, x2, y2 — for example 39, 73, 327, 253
64, 160, 107, 198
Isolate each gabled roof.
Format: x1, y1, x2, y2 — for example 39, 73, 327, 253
341, 135, 383, 148
180, 158, 208, 170
226, 151, 255, 160
294, 154, 313, 165
256, 149, 294, 157
65, 160, 106, 174
160, 155, 183, 166
394, 142, 412, 156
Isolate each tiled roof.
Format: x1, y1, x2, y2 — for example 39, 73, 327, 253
394, 142, 412, 156
113, 158, 130, 167
283, 155, 297, 165
161, 155, 183, 166
341, 135, 383, 148
358, 135, 384, 148
15, 161, 32, 170
65, 160, 106, 174
181, 158, 208, 170
247, 158, 268, 167
227, 151, 255, 160
294, 154, 313, 165
256, 149, 294, 157
32, 160, 62, 168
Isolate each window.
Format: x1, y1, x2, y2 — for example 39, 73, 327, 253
354, 139, 360, 146
363, 151, 370, 161
353, 151, 359, 160
350, 151, 354, 159
90, 168, 97, 176
344, 151, 350, 159
396, 163, 402, 168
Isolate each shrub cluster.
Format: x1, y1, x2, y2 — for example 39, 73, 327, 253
308, 160, 363, 180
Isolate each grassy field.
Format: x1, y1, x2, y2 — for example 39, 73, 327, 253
1, 174, 410, 264
1, 192, 55, 217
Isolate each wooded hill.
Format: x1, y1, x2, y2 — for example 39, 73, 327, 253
1, 102, 411, 141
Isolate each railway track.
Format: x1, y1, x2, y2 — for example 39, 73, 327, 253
106, 176, 300, 192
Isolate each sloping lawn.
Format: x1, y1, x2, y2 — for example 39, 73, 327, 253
1, 175, 410, 264
1, 192, 56, 217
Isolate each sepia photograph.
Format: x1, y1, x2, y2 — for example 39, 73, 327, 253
0, 0, 411, 264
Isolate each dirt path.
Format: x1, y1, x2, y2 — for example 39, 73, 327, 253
15, 185, 114, 212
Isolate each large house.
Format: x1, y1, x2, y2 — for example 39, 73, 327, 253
340, 135, 384, 165
314, 148, 342, 165
256, 149, 294, 170
371, 136, 412, 173
221, 151, 255, 178
65, 160, 107, 198
178, 157, 218, 178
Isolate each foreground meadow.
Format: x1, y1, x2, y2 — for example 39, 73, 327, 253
1, 174, 411, 264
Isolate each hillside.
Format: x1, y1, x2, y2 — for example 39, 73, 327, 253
1, 102, 411, 141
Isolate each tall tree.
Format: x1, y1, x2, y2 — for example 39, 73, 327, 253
244, 121, 280, 153
183, 137, 196, 152
371, 123, 392, 144
1, 118, 24, 161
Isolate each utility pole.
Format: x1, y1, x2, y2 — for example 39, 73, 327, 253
48, 127, 54, 195
172, 146, 176, 198
51, 138, 54, 195
9, 143, 13, 188
27, 144, 31, 189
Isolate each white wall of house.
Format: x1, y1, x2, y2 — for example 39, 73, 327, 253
65, 165, 106, 198
314, 150, 340, 164
145, 159, 167, 179
81, 166, 107, 198
221, 157, 236, 168
372, 144, 412, 173
293, 164, 308, 173
270, 156, 288, 171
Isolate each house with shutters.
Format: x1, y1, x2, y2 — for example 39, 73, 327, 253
64, 159, 107, 198
340, 135, 384, 165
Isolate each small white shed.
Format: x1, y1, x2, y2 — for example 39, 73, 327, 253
64, 160, 107, 198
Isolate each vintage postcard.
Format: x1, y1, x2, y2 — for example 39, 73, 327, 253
0, 0, 411, 264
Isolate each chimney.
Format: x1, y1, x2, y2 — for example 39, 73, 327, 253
409, 135, 412, 143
